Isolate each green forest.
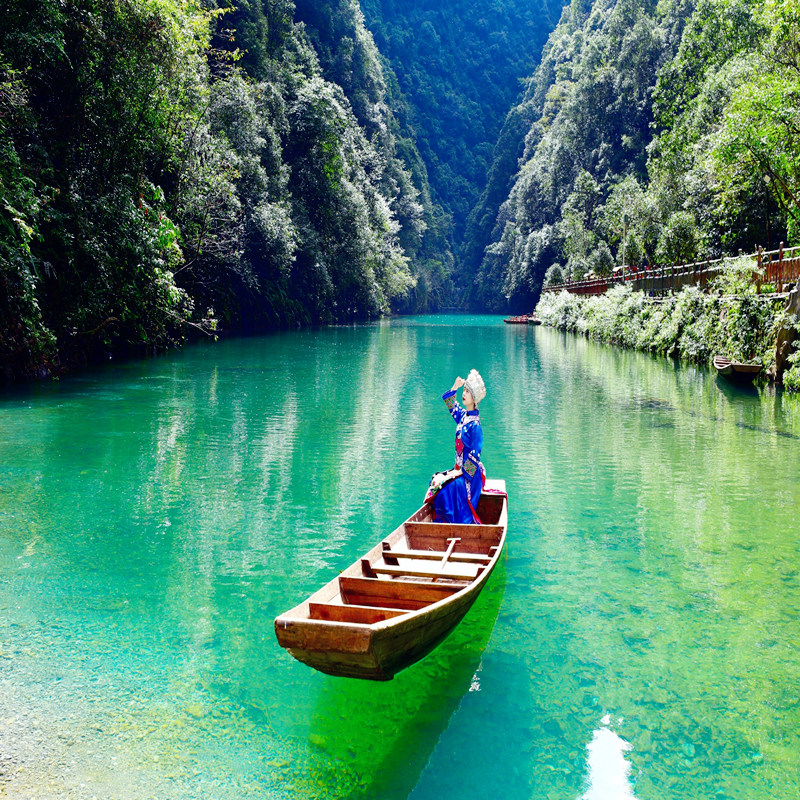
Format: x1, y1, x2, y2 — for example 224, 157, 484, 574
2, 0, 800, 378
473, 0, 800, 311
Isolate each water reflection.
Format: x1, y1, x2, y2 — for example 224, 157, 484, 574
1, 319, 800, 799
492, 327, 800, 800
580, 716, 636, 800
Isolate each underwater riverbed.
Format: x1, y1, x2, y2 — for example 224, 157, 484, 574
1, 317, 799, 799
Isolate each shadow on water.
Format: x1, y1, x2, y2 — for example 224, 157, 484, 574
286, 557, 508, 800
710, 376, 800, 438
713, 374, 761, 401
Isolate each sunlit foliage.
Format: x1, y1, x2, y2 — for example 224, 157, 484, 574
479, 0, 799, 310
536, 279, 783, 368
0, 0, 428, 378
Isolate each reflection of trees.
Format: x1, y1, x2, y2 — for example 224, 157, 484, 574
313, 321, 419, 554
4, 321, 800, 799
494, 326, 800, 799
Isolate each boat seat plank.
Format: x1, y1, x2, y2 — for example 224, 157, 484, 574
384, 547, 491, 564
406, 535, 496, 555
309, 602, 407, 625
404, 521, 504, 541
339, 576, 460, 610
373, 562, 479, 582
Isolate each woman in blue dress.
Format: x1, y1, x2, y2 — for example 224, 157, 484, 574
430, 369, 487, 524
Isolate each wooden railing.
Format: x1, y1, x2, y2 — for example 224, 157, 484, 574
542, 243, 800, 297
757, 243, 800, 291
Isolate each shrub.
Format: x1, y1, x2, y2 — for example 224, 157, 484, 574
713, 255, 761, 296
534, 282, 782, 375
543, 263, 565, 287
784, 340, 800, 392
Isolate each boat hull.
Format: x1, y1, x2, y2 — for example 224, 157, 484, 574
275, 482, 508, 680
279, 586, 486, 680
713, 356, 762, 383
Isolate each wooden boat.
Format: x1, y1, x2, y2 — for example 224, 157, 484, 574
503, 315, 530, 324
713, 355, 762, 383
274, 480, 508, 681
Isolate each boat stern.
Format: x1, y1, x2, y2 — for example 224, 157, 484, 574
274, 615, 392, 680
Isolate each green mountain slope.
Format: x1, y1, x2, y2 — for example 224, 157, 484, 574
291, 0, 457, 311
359, 0, 568, 285
478, 0, 799, 311
0, 0, 440, 378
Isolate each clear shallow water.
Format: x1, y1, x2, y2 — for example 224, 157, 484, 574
1, 316, 799, 800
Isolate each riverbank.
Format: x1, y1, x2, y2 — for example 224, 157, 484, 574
534, 283, 800, 390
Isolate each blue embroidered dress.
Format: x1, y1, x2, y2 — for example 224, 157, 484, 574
433, 389, 485, 524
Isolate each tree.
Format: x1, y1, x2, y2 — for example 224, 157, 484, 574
711, 0, 800, 242
656, 210, 703, 265
601, 176, 660, 267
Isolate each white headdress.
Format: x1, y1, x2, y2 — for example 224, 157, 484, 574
464, 369, 486, 405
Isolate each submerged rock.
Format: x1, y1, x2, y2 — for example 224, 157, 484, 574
184, 704, 207, 719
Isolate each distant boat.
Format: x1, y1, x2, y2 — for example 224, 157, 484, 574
713, 356, 762, 383
503, 315, 530, 324
527, 316, 542, 325
274, 480, 508, 681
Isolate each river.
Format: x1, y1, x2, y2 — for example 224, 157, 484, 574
1, 316, 799, 800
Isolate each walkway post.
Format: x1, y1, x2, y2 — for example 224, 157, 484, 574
757, 246, 763, 293
622, 212, 628, 288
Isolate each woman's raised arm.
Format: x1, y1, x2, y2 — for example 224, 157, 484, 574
450, 376, 465, 392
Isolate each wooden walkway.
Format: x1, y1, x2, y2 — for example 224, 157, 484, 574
542, 244, 800, 297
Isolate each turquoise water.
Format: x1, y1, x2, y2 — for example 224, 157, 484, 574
1, 316, 799, 799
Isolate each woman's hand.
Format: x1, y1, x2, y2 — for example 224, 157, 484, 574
451, 376, 466, 391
